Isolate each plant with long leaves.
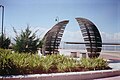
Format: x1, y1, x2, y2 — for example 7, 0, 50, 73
13, 26, 41, 53
0, 34, 11, 49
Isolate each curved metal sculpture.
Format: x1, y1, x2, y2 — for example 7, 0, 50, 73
42, 20, 69, 55
76, 18, 102, 58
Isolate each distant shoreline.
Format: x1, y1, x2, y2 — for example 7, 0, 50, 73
59, 49, 120, 57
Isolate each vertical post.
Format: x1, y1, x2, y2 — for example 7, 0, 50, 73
0, 5, 4, 46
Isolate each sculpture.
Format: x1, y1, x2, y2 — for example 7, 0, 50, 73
42, 17, 102, 58
42, 20, 69, 55
76, 18, 102, 58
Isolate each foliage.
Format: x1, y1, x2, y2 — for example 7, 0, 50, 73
80, 58, 108, 70
13, 26, 41, 53
0, 49, 17, 75
11, 52, 44, 74
0, 49, 110, 75
0, 34, 11, 49
41, 54, 78, 72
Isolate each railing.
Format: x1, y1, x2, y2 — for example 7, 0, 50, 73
60, 42, 120, 52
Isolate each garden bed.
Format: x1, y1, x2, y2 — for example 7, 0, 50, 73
0, 49, 111, 76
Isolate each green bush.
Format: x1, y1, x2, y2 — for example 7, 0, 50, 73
13, 26, 41, 53
0, 34, 11, 49
0, 49, 17, 75
40, 54, 77, 73
0, 49, 44, 75
0, 49, 110, 75
11, 53, 39, 74
80, 58, 108, 70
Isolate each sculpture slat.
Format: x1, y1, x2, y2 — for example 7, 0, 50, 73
42, 20, 69, 55
76, 18, 102, 58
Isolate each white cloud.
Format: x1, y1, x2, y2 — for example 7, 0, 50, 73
62, 30, 84, 42
5, 25, 120, 44
101, 32, 120, 43
30, 26, 50, 40
5, 26, 49, 42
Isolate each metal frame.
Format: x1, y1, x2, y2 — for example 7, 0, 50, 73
76, 18, 102, 58
42, 17, 102, 57
42, 20, 69, 55
0, 5, 4, 47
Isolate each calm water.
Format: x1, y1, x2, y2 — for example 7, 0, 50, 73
60, 44, 120, 51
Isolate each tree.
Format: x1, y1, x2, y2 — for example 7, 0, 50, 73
13, 26, 41, 53
0, 34, 11, 49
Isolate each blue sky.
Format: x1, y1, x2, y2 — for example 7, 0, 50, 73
0, 0, 120, 42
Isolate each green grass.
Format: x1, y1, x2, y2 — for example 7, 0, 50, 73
0, 49, 110, 75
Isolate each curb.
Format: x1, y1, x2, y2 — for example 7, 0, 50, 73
0, 69, 120, 80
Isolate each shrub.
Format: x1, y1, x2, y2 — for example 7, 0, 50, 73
0, 34, 11, 49
80, 58, 109, 70
0, 49, 110, 75
0, 49, 17, 75
57, 58, 78, 72
12, 53, 44, 74
13, 26, 41, 53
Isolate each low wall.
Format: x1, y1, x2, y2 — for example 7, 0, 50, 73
0, 69, 120, 80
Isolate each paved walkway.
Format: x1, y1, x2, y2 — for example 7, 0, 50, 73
100, 52, 120, 69
94, 75, 120, 79
100, 52, 120, 60
94, 76, 120, 80
95, 52, 120, 80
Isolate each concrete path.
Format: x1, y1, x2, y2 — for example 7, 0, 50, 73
94, 75, 120, 80
100, 52, 120, 69
95, 52, 120, 80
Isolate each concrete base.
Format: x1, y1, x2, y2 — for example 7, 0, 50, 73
70, 52, 86, 58
1, 69, 120, 80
